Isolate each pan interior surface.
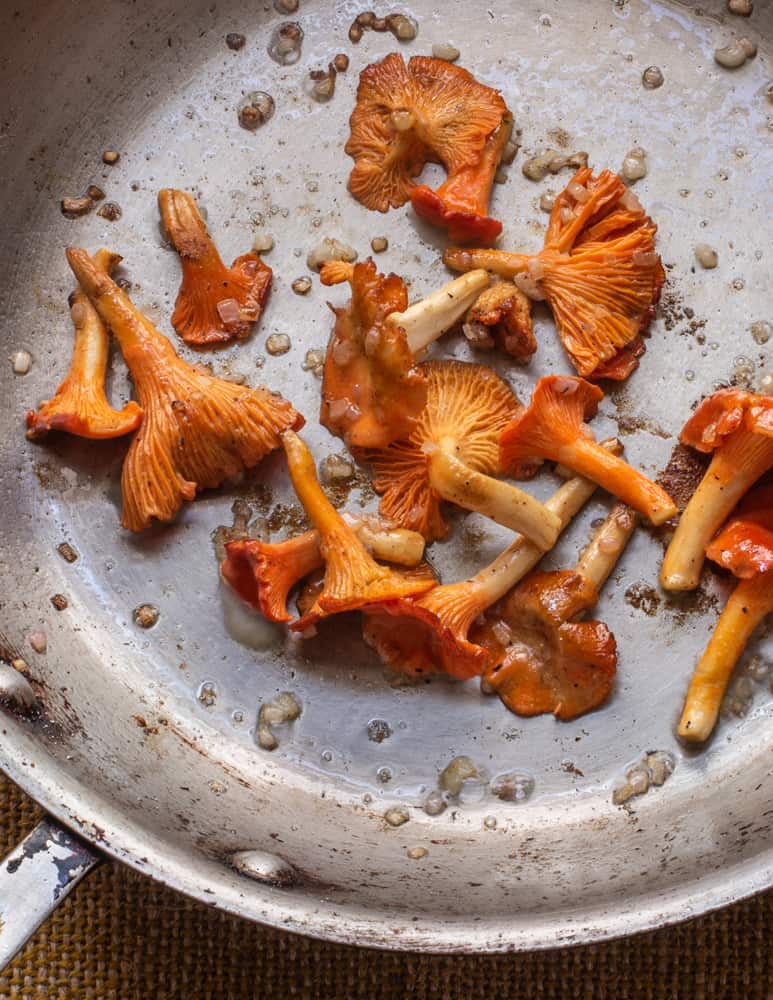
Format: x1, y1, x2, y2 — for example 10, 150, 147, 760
0, 0, 771, 951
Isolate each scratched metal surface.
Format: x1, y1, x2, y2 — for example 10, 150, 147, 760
0, 0, 771, 951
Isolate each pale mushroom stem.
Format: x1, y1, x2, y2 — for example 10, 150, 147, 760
444, 248, 532, 280
465, 438, 623, 607
427, 447, 561, 551
386, 270, 491, 353
345, 516, 425, 566
660, 441, 769, 591
678, 572, 772, 743
575, 502, 638, 592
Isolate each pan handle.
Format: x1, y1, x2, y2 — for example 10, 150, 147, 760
0, 817, 100, 970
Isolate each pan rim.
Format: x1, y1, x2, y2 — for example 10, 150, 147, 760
2, 747, 771, 953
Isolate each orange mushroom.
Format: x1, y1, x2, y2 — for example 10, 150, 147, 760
410, 112, 514, 245
444, 168, 665, 379
477, 503, 637, 720
281, 431, 435, 630
363, 441, 620, 679
66, 248, 302, 531
358, 360, 562, 548
660, 388, 773, 591
345, 53, 510, 243
678, 484, 773, 743
318, 258, 427, 449
26, 249, 143, 440
499, 376, 677, 525
462, 280, 537, 361
158, 189, 272, 346
222, 515, 426, 623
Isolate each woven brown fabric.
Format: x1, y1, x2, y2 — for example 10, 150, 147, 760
0, 774, 770, 1000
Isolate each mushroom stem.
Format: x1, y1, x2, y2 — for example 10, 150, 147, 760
463, 438, 622, 607
347, 516, 426, 566
386, 270, 491, 353
661, 434, 773, 591
66, 248, 172, 359
677, 571, 772, 743
427, 447, 561, 550
444, 247, 531, 279
575, 502, 638, 592
282, 431, 351, 539
553, 436, 676, 525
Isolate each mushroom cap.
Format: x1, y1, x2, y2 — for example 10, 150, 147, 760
681, 388, 773, 452
705, 484, 773, 579
480, 570, 617, 720
543, 169, 664, 379
500, 375, 603, 478
221, 534, 322, 623
363, 598, 487, 680
359, 359, 522, 540
345, 53, 507, 213
320, 258, 427, 450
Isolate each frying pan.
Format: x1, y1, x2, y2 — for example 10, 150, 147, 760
0, 0, 771, 963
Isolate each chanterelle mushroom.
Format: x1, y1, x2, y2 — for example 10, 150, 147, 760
318, 258, 427, 449
660, 387, 773, 591
66, 248, 302, 531
358, 359, 562, 548
363, 441, 621, 679
281, 431, 436, 630
477, 502, 637, 720
678, 484, 773, 743
444, 168, 665, 379
26, 249, 143, 440
222, 515, 426, 623
345, 53, 510, 243
499, 376, 677, 525
158, 189, 272, 346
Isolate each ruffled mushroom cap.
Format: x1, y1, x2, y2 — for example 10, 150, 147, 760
159, 189, 272, 346
345, 53, 509, 241
499, 375, 677, 525
359, 359, 561, 548
66, 248, 302, 531
661, 389, 773, 591
444, 168, 665, 378
26, 249, 143, 440
678, 484, 773, 743
363, 586, 490, 681
463, 280, 536, 360
281, 431, 436, 631
222, 516, 426, 623
705, 484, 773, 579
480, 571, 617, 720
319, 258, 427, 450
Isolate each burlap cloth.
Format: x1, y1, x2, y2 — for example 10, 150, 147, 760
1, 775, 770, 999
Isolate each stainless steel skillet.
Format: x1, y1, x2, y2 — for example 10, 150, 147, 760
0, 0, 771, 962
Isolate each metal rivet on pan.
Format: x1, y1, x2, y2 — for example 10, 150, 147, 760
0, 663, 39, 717
231, 850, 297, 887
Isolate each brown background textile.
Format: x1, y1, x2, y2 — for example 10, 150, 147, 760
0, 775, 770, 1000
